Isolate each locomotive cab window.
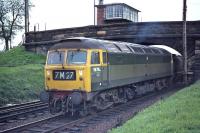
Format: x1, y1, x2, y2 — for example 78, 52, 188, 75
91, 51, 100, 64
47, 51, 65, 65
67, 50, 87, 65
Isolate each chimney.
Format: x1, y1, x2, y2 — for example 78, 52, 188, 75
99, 0, 103, 5
96, 0, 105, 25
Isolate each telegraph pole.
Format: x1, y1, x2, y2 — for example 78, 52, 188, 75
94, 0, 96, 25
183, 0, 187, 83
25, 0, 29, 33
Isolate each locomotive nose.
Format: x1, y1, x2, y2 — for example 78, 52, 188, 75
45, 66, 88, 92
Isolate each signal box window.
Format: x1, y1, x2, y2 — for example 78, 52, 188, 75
91, 51, 100, 64
103, 52, 107, 64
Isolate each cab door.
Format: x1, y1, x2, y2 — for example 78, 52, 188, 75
90, 50, 108, 91
91, 50, 102, 91
101, 51, 108, 89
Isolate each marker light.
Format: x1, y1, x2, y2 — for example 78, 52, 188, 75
47, 70, 51, 76
79, 70, 83, 81
79, 70, 83, 76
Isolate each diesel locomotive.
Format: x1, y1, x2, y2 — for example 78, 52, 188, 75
42, 37, 182, 116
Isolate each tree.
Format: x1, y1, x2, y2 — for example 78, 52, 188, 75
0, 0, 25, 51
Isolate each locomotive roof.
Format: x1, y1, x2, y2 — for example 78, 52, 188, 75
150, 45, 182, 56
50, 37, 171, 55
50, 37, 107, 50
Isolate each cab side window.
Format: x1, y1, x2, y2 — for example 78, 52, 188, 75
103, 52, 107, 64
91, 51, 100, 64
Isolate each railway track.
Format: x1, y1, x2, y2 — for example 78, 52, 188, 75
0, 100, 48, 123
0, 100, 41, 112
0, 85, 183, 133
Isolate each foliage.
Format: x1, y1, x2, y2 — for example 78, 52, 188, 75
0, 0, 25, 50
0, 46, 46, 66
110, 81, 200, 133
0, 46, 46, 105
0, 65, 44, 105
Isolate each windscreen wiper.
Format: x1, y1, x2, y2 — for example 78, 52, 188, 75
59, 52, 64, 69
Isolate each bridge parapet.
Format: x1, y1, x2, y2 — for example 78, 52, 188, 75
25, 21, 200, 44
24, 21, 200, 80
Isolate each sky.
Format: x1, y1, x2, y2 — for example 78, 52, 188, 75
0, 0, 200, 50
28, 0, 200, 30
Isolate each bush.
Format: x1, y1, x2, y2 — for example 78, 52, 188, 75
0, 47, 46, 105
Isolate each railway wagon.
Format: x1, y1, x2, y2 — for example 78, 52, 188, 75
43, 37, 179, 115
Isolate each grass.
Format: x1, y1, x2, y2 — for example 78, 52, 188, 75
0, 46, 46, 105
110, 81, 200, 133
0, 46, 45, 67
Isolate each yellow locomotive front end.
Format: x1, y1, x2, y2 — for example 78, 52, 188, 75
44, 48, 94, 115
45, 49, 91, 93
42, 38, 108, 116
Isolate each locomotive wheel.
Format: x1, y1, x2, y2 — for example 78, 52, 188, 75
126, 88, 136, 100
95, 96, 105, 110
79, 109, 88, 117
49, 101, 56, 114
155, 80, 162, 91
49, 99, 62, 114
94, 95, 113, 111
